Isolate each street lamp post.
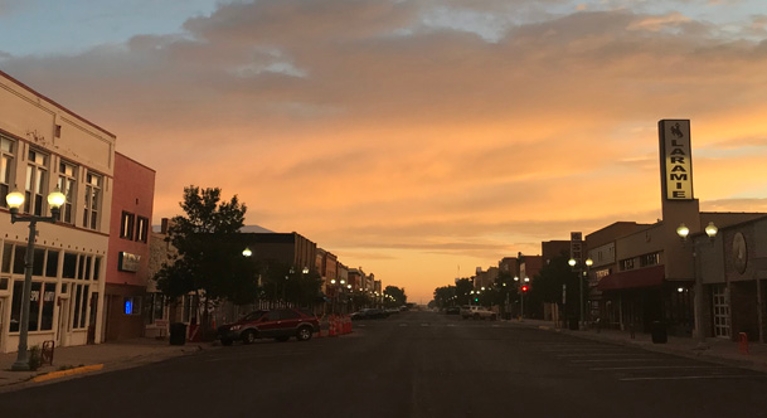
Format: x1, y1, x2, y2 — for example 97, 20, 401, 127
569, 257, 593, 330
6, 187, 65, 371
677, 222, 718, 345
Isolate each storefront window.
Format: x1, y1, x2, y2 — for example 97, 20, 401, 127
46, 250, 59, 277
1, 243, 12, 273
28, 282, 41, 331
62, 252, 77, 279
41, 283, 55, 331
13, 246, 25, 275
32, 249, 45, 276
10, 281, 22, 332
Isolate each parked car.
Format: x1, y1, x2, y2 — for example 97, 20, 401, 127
459, 305, 497, 320
217, 308, 320, 345
445, 306, 460, 315
350, 308, 390, 320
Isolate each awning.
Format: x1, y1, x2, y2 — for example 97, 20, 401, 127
596, 265, 665, 291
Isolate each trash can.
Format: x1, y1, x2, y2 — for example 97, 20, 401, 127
569, 318, 579, 330
169, 322, 187, 346
651, 320, 667, 344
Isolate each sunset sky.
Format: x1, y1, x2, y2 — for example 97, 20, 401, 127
2, 0, 766, 303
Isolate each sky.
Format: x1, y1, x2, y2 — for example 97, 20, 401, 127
2, 0, 767, 303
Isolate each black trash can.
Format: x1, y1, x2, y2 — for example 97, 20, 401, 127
569, 318, 579, 330
651, 320, 667, 344
169, 322, 187, 346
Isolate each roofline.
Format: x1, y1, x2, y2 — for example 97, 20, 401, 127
115, 151, 156, 173
1, 69, 116, 138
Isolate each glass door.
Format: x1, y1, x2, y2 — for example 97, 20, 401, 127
712, 284, 730, 338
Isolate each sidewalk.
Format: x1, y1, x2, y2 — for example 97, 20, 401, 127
0, 338, 215, 393
509, 318, 767, 373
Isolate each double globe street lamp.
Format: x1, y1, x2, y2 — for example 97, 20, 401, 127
568, 257, 593, 330
6, 187, 66, 371
676, 221, 718, 344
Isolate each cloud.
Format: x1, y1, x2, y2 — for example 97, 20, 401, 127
2, 0, 767, 300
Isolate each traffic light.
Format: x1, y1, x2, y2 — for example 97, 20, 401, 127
520, 284, 530, 293
474, 297, 479, 302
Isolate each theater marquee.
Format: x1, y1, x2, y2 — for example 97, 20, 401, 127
659, 119, 693, 200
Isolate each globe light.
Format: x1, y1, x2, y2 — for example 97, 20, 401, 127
242, 247, 252, 257
676, 223, 690, 240
585, 258, 593, 267
5, 189, 24, 209
568, 258, 576, 267
47, 187, 66, 209
705, 222, 718, 239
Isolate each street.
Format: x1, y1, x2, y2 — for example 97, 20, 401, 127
2, 311, 767, 418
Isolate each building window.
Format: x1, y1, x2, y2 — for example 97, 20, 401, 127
58, 161, 77, 224
136, 216, 149, 243
71, 283, 90, 329
0, 135, 15, 207
120, 212, 135, 240
619, 258, 635, 271
640, 252, 660, 267
82, 171, 102, 230
62, 252, 77, 279
78, 255, 93, 280
144, 293, 165, 324
25, 149, 49, 216
1, 242, 12, 273
123, 296, 142, 315
46, 250, 59, 277
93, 257, 101, 281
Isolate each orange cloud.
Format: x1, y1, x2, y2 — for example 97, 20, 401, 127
3, 2, 766, 302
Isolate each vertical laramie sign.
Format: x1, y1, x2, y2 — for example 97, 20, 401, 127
659, 119, 693, 200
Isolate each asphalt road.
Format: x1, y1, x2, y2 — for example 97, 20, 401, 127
2, 311, 767, 418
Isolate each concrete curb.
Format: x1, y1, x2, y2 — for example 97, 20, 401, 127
32, 364, 104, 383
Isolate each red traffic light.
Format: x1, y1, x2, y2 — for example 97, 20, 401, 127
521, 285, 530, 293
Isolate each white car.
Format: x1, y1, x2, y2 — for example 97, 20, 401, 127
460, 305, 497, 320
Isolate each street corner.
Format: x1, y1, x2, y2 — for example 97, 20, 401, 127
31, 364, 104, 383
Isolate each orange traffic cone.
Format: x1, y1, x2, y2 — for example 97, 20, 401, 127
329, 315, 338, 337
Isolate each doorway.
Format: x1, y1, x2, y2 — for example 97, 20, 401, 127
57, 297, 70, 346
712, 284, 731, 338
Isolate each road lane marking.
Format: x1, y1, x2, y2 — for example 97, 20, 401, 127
619, 375, 764, 381
571, 358, 664, 363
399, 323, 408, 327
421, 323, 430, 327
557, 353, 643, 358
447, 324, 456, 327
591, 365, 729, 371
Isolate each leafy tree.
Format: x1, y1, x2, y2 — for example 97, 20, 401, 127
258, 262, 322, 308
454, 278, 474, 305
154, 186, 251, 335
383, 286, 407, 307
433, 285, 456, 309
529, 253, 579, 320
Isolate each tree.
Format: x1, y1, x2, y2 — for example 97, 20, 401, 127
383, 286, 407, 307
154, 186, 251, 335
454, 278, 474, 305
433, 285, 456, 309
529, 253, 579, 320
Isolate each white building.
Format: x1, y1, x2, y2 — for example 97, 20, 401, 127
0, 70, 114, 353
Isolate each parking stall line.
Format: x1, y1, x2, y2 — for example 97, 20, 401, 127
571, 358, 665, 363
556, 353, 648, 358
619, 375, 766, 382
590, 365, 729, 371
